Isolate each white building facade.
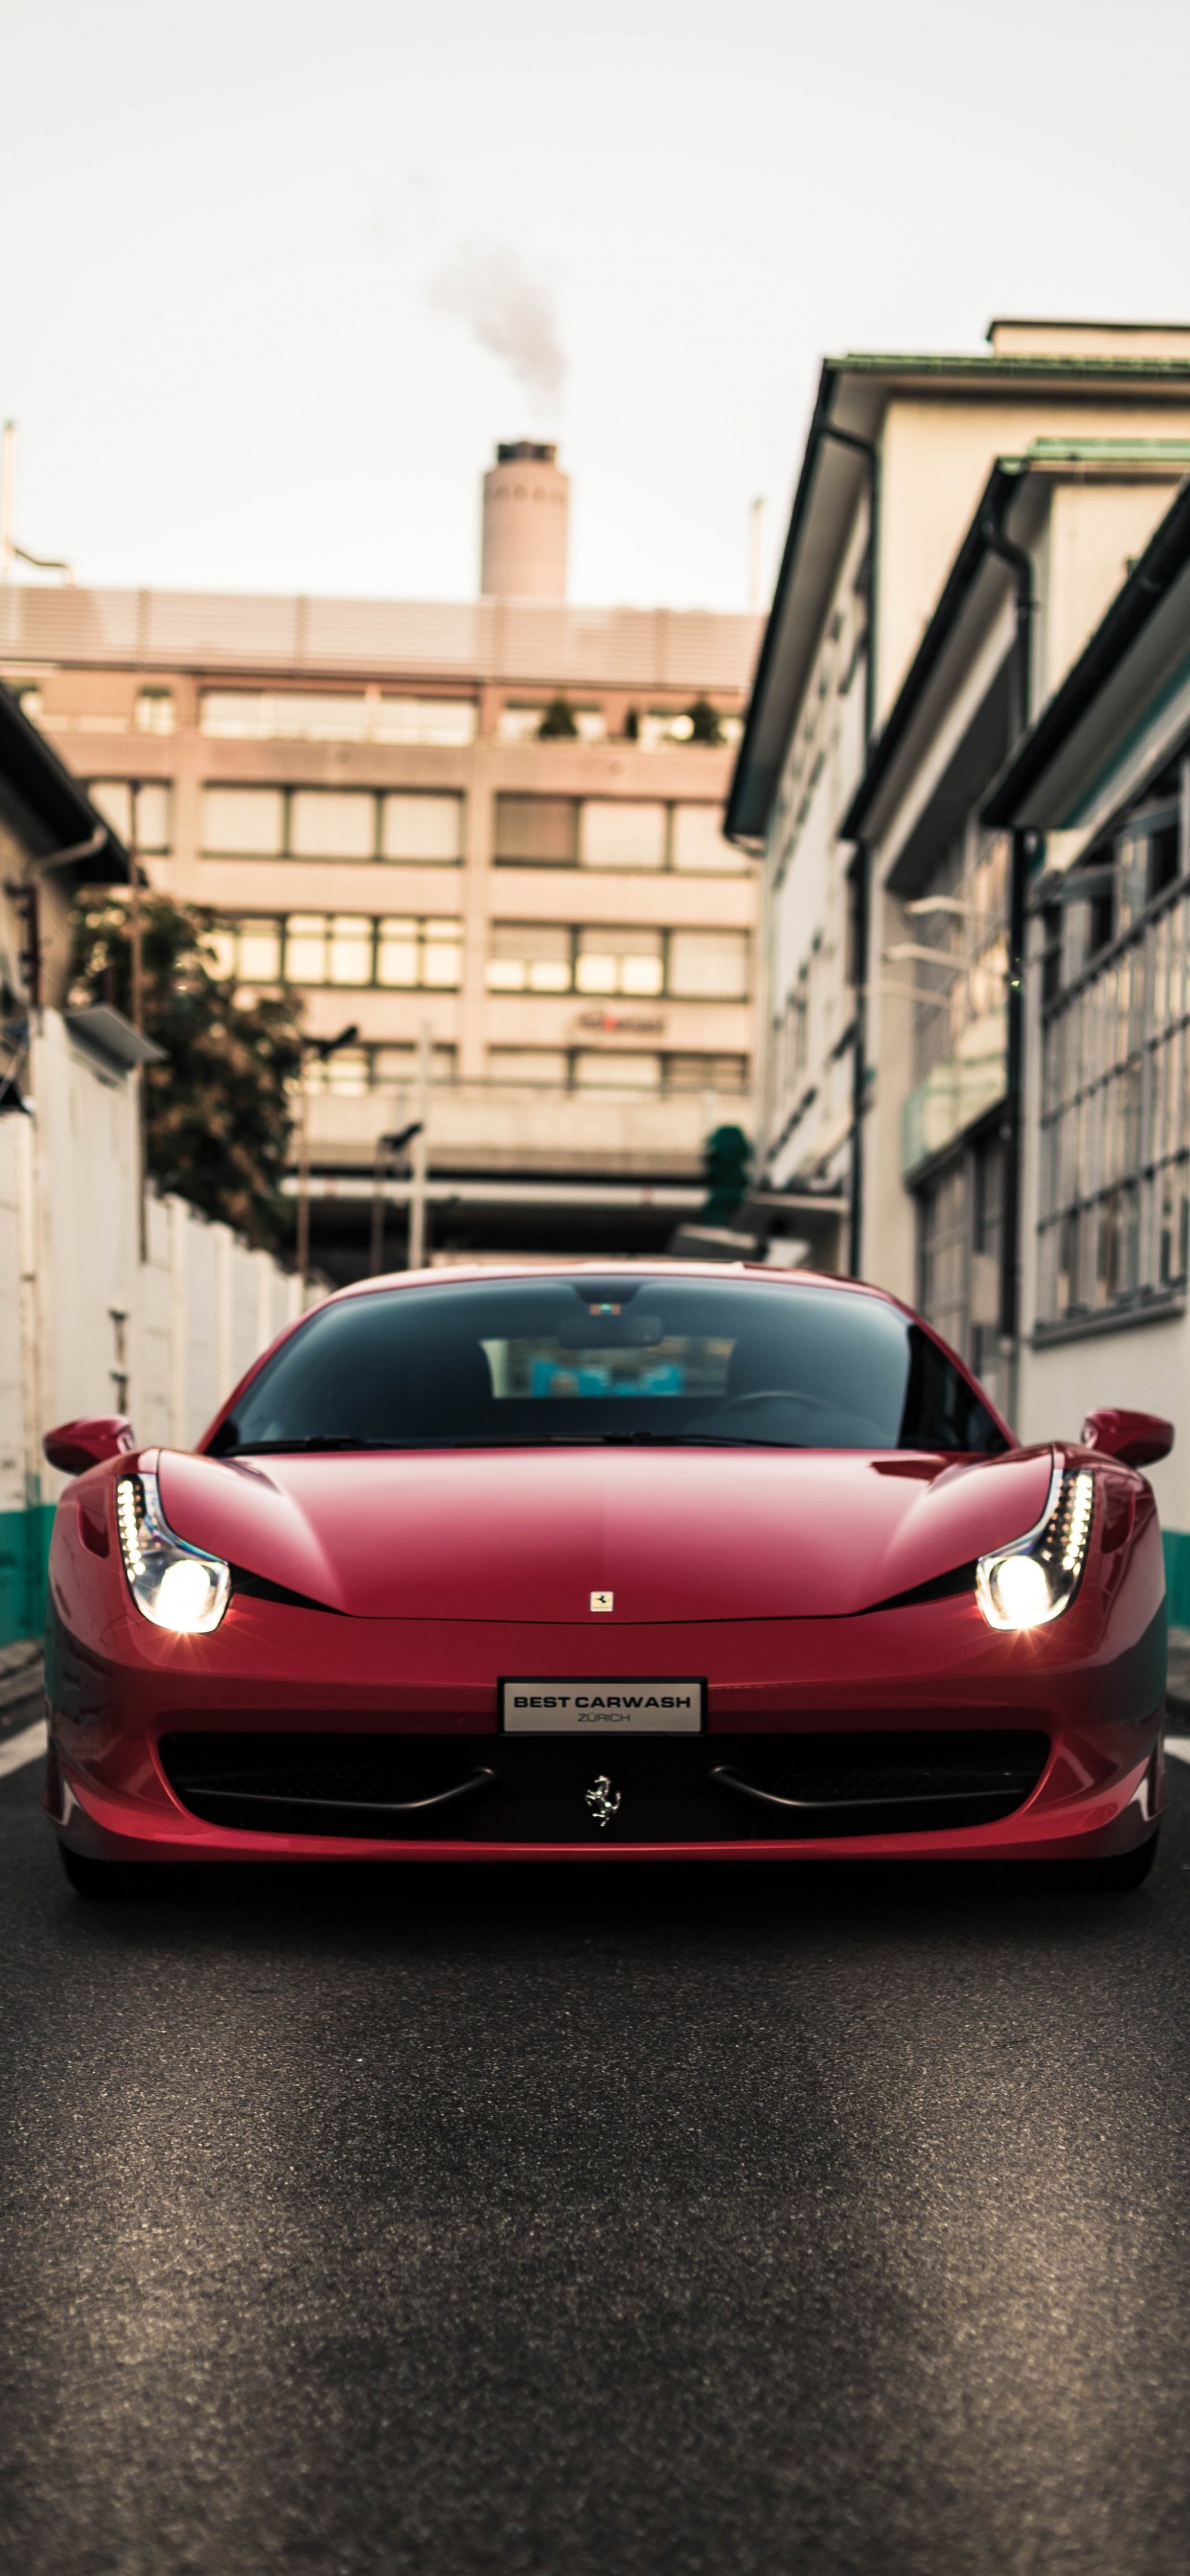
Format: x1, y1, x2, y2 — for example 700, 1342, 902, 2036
728, 320, 1190, 1296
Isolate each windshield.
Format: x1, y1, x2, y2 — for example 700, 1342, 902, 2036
209, 1276, 1007, 1456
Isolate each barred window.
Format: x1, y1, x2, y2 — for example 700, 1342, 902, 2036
1038, 837, 1190, 1328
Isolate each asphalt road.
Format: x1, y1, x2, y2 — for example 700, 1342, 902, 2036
3, 1746, 1190, 2576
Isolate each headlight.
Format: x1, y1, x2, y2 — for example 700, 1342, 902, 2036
116, 1472, 231, 1635
976, 1465, 1094, 1632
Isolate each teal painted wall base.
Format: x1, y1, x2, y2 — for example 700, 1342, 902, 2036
0, 1504, 56, 1646
1164, 1530, 1190, 1630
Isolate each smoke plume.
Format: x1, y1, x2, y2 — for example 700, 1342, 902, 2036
432, 245, 566, 415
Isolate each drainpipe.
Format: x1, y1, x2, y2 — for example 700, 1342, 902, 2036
978, 517, 1034, 1428
821, 424, 879, 1276
847, 847, 870, 1276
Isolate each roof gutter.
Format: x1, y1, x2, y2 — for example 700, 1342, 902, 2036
839, 461, 1024, 843
982, 472, 1190, 827
724, 362, 841, 844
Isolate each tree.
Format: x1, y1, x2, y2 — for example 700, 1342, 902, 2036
538, 696, 580, 739
71, 892, 304, 1248
686, 697, 723, 746
702, 1123, 752, 1226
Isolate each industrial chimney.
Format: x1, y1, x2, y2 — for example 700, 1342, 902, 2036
480, 442, 569, 600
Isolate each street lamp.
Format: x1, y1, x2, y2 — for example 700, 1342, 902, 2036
295, 1024, 357, 1301
369, 1121, 423, 1276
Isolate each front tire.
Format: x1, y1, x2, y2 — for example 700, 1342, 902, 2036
57, 1842, 141, 1900
1054, 1829, 1160, 1893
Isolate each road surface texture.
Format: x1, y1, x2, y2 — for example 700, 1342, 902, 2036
3, 1743, 1190, 2576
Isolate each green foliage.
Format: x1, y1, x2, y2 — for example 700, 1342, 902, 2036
686, 697, 723, 746
702, 1122, 752, 1226
71, 893, 304, 1248
538, 695, 580, 740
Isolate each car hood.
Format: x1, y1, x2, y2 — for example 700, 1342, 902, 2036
154, 1443, 1055, 1622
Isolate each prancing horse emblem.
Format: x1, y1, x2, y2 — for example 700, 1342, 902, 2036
585, 1774, 621, 1829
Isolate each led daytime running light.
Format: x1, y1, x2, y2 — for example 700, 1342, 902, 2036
115, 1470, 231, 1635
976, 1465, 1095, 1632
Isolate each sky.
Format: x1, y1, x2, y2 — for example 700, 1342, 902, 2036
3, 0, 1190, 613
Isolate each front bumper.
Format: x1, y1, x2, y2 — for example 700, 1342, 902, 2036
45, 1588, 1167, 1866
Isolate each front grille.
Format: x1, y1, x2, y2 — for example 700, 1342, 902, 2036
158, 1729, 1049, 1843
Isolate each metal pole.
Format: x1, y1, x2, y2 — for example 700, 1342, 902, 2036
129, 856, 147, 1264
747, 497, 766, 610
295, 1043, 312, 1301
0, 423, 14, 583
369, 1128, 386, 1276
407, 1024, 431, 1270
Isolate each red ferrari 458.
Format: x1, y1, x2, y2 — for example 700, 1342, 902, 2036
42, 1263, 1171, 1894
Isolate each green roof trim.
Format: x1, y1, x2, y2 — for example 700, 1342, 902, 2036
836, 351, 1190, 380
1025, 436, 1190, 460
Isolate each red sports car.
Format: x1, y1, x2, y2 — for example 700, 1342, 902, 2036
42, 1263, 1171, 1894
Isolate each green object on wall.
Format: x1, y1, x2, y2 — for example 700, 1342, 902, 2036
1163, 1528, 1190, 1631
0, 1503, 56, 1645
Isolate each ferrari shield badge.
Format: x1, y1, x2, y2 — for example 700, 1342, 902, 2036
585, 1774, 621, 1829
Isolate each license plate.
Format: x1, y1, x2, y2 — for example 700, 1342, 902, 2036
499, 1679, 704, 1735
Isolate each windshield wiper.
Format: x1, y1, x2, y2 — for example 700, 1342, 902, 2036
609, 1432, 806, 1448
226, 1430, 810, 1456
229, 1437, 396, 1454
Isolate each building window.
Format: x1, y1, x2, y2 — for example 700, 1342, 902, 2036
372, 1042, 456, 1086
202, 786, 286, 856
484, 923, 744, 1000
917, 1161, 970, 1361
493, 794, 742, 873
85, 779, 172, 853
373, 699, 475, 747
289, 792, 377, 861
486, 924, 573, 993
232, 919, 283, 983
200, 783, 463, 862
493, 795, 578, 866
199, 692, 475, 746
482, 1046, 748, 1094
665, 1053, 749, 1094
668, 929, 748, 999
574, 1051, 662, 1091
217, 913, 461, 990
135, 690, 175, 736
380, 794, 462, 862
579, 802, 666, 870
915, 1129, 1004, 1410
575, 926, 664, 997
671, 805, 748, 873
487, 1048, 571, 1085
301, 1042, 457, 1092
1038, 840, 1190, 1327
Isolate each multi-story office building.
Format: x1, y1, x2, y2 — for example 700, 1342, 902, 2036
0, 444, 761, 1276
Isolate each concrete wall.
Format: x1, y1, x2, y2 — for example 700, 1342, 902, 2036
0, 1010, 299, 1643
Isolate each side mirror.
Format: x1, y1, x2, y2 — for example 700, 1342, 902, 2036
42, 1416, 137, 1477
1081, 1407, 1174, 1470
